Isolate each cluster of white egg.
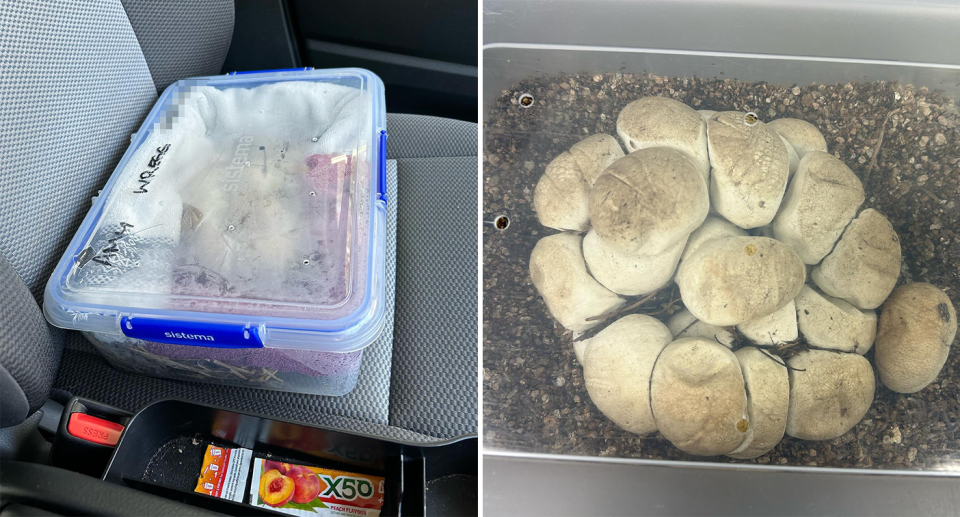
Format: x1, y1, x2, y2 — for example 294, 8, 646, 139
529, 96, 957, 458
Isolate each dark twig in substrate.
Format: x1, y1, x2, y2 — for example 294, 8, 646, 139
676, 319, 697, 337
572, 329, 595, 343
647, 295, 682, 316
921, 187, 943, 204
722, 326, 808, 371
747, 345, 807, 372
743, 345, 808, 372
575, 287, 676, 342
585, 291, 659, 322
864, 108, 900, 185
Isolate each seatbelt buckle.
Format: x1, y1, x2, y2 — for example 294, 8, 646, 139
51, 397, 131, 478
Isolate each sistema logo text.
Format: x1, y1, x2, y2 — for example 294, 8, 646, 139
164, 331, 215, 341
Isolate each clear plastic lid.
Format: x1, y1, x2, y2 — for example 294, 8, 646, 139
44, 68, 388, 353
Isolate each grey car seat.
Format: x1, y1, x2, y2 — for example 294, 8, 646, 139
0, 0, 476, 444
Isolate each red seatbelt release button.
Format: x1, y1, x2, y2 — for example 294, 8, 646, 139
67, 413, 124, 446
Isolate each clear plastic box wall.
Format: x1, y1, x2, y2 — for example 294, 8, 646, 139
483, 45, 960, 471
45, 68, 388, 396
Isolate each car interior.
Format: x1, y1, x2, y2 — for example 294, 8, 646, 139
0, 1, 478, 515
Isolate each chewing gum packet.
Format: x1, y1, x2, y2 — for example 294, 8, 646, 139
194, 445, 252, 503
250, 458, 385, 516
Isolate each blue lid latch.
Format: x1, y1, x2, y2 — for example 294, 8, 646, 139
120, 316, 264, 348
378, 130, 388, 203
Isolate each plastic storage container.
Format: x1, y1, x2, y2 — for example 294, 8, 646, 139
44, 68, 389, 396
483, 34, 960, 471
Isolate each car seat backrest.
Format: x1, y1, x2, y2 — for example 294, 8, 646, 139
120, 0, 235, 94
0, 0, 233, 427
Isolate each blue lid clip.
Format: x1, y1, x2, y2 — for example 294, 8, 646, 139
378, 130, 388, 203
120, 316, 264, 348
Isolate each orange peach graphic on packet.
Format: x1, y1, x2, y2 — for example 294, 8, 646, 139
259, 469, 295, 507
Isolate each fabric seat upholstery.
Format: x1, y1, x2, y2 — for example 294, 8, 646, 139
0, 0, 476, 441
